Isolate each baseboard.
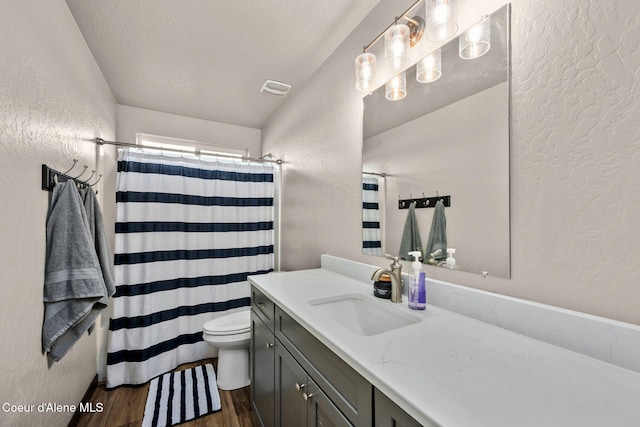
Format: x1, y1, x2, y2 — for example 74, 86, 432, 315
67, 374, 98, 427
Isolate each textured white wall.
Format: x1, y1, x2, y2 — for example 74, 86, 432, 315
116, 105, 261, 157
262, 0, 640, 325
0, 1, 116, 426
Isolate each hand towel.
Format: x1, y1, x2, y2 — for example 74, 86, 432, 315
398, 201, 423, 260
42, 181, 108, 361
425, 199, 447, 261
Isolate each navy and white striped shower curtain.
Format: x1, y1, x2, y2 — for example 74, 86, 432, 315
106, 149, 275, 388
362, 175, 382, 256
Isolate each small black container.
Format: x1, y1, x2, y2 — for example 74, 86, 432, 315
373, 274, 392, 299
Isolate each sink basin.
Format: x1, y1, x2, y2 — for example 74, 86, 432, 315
308, 293, 421, 336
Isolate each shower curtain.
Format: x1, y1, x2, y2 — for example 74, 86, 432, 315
106, 148, 275, 388
362, 176, 382, 256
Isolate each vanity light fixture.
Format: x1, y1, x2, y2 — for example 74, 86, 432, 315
416, 48, 442, 83
459, 15, 491, 59
385, 71, 407, 101
354, 0, 424, 93
425, 0, 458, 42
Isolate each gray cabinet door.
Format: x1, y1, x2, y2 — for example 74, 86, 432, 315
374, 389, 424, 427
275, 306, 372, 426
306, 378, 353, 427
252, 310, 275, 427
275, 342, 307, 427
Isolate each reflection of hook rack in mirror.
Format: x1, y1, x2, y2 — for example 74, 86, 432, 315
399, 194, 451, 209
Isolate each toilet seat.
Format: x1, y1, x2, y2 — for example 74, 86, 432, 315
203, 310, 250, 336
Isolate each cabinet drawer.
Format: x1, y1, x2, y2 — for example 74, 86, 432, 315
252, 285, 275, 330
276, 307, 372, 427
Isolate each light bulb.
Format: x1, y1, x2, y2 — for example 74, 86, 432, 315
417, 48, 442, 83
385, 24, 410, 71
426, 0, 458, 41
355, 52, 377, 92
385, 72, 407, 101
433, 3, 450, 25
459, 15, 491, 59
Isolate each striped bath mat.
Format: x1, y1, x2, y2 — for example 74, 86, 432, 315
142, 364, 221, 427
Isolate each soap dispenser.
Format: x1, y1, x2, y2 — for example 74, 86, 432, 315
407, 251, 426, 310
445, 248, 460, 270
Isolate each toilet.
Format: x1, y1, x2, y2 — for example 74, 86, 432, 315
202, 310, 251, 390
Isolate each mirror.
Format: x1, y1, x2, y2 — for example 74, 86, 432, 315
362, 4, 510, 278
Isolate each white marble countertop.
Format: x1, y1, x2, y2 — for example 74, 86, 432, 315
249, 267, 640, 427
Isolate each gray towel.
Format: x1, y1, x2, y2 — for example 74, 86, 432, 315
42, 181, 108, 361
398, 201, 423, 260
425, 199, 447, 261
81, 187, 115, 299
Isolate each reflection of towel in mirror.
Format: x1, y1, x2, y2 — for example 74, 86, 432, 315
425, 200, 447, 261
398, 201, 423, 260
42, 181, 109, 362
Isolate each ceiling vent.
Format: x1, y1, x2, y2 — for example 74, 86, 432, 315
260, 80, 292, 97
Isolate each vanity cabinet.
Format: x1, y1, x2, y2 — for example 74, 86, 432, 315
251, 285, 425, 427
251, 285, 373, 427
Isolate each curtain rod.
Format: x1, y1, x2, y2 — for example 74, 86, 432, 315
96, 138, 283, 164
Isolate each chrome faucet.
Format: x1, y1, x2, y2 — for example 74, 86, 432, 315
371, 254, 403, 303
426, 249, 443, 265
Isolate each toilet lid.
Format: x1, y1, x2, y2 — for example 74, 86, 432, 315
203, 310, 250, 335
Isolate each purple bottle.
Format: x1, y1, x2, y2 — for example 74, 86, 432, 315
408, 252, 426, 310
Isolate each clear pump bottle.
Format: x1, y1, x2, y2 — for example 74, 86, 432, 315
445, 248, 460, 270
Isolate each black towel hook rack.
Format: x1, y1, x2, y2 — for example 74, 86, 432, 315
41, 159, 95, 192
399, 192, 451, 209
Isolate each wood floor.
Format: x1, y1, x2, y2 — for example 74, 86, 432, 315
75, 359, 259, 427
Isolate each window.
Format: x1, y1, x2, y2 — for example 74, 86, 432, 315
136, 133, 247, 160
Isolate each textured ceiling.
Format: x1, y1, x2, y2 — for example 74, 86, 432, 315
66, 0, 381, 129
